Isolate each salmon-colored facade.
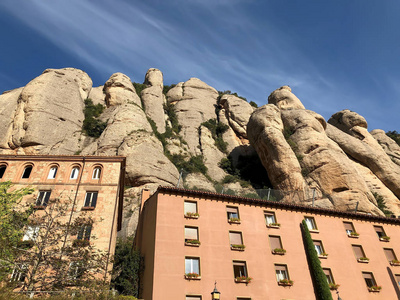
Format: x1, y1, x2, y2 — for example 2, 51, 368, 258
137, 186, 400, 300
0, 154, 126, 281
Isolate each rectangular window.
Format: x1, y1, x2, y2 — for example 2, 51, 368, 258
233, 261, 248, 278
304, 217, 317, 231
227, 206, 239, 221
185, 226, 199, 241
384, 248, 397, 262
84, 192, 98, 208
22, 226, 39, 241
343, 222, 354, 234
313, 240, 325, 255
10, 264, 27, 282
362, 272, 376, 288
229, 231, 243, 246
77, 225, 92, 241
186, 296, 202, 300
47, 167, 58, 179
36, 191, 51, 206
374, 225, 386, 238
185, 257, 200, 275
265, 212, 277, 225
184, 201, 198, 216
275, 264, 289, 281
269, 235, 283, 250
237, 298, 251, 300
352, 245, 367, 260
396, 274, 400, 287
69, 262, 84, 279
323, 268, 334, 284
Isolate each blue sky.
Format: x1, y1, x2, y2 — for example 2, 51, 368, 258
0, 0, 399, 131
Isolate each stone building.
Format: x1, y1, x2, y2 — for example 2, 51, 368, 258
0, 154, 126, 283
136, 186, 400, 300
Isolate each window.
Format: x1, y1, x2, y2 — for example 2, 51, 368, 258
84, 192, 98, 208
323, 268, 334, 284
0, 165, 6, 179
22, 165, 33, 179
47, 166, 58, 179
362, 272, 377, 288
227, 206, 240, 222
352, 245, 368, 261
384, 248, 398, 263
269, 235, 284, 253
185, 226, 199, 242
265, 212, 278, 226
70, 167, 80, 179
35, 191, 51, 206
186, 296, 201, 300
184, 201, 198, 217
313, 240, 325, 256
275, 264, 289, 281
69, 262, 84, 279
374, 225, 387, 239
304, 217, 317, 231
343, 222, 356, 235
185, 257, 200, 275
229, 231, 244, 247
10, 264, 27, 282
396, 274, 400, 287
233, 261, 248, 278
77, 225, 92, 241
237, 298, 251, 300
92, 167, 101, 179
22, 226, 39, 241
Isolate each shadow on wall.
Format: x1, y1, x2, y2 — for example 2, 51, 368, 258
387, 266, 400, 299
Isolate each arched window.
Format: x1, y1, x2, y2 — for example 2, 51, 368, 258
0, 165, 6, 179
22, 166, 33, 179
70, 167, 80, 180
92, 167, 101, 179
47, 166, 58, 179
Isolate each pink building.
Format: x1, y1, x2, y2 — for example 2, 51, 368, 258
137, 186, 400, 300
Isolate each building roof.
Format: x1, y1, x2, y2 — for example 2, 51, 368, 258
157, 186, 400, 225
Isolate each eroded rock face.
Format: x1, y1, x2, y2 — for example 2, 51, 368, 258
0, 88, 23, 149
268, 85, 305, 110
167, 78, 218, 155
104, 73, 141, 107
141, 69, 166, 133
10, 68, 90, 153
371, 129, 400, 166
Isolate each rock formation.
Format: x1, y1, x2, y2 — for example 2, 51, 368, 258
1, 69, 400, 235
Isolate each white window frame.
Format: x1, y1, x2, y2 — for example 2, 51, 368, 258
47, 166, 58, 179
36, 190, 51, 206
10, 264, 27, 282
92, 167, 101, 179
84, 192, 98, 208
265, 212, 276, 225
185, 257, 200, 275
305, 217, 317, 230
70, 167, 80, 179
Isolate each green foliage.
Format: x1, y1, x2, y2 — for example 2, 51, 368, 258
386, 130, 400, 146
222, 175, 237, 184
0, 182, 33, 281
164, 103, 181, 134
83, 98, 107, 138
301, 220, 333, 300
249, 101, 258, 108
201, 119, 229, 153
162, 84, 176, 95
112, 237, 143, 297
132, 82, 147, 98
373, 192, 393, 217
170, 154, 208, 175
218, 90, 247, 102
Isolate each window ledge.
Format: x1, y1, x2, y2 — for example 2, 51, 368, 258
379, 237, 390, 242
272, 250, 286, 255
347, 234, 359, 238
235, 277, 252, 283
33, 205, 46, 210
309, 229, 319, 233
228, 220, 241, 224
318, 255, 328, 259
390, 261, 400, 266
72, 239, 90, 247
357, 258, 369, 263
230, 245, 245, 251
184, 214, 199, 219
185, 275, 201, 280
81, 206, 95, 211
266, 224, 280, 229
368, 288, 381, 293
278, 281, 293, 286
185, 242, 200, 247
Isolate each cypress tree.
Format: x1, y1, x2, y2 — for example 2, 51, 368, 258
301, 220, 333, 300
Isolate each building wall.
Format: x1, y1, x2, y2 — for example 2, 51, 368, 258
139, 189, 400, 300
0, 155, 125, 279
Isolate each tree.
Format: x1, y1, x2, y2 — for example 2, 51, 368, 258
386, 130, 400, 146
1, 185, 110, 293
0, 181, 33, 281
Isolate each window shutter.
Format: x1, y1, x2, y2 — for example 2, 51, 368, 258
385, 249, 396, 261
229, 232, 242, 245
323, 269, 331, 276
184, 201, 197, 214
344, 222, 354, 231
227, 207, 238, 213
185, 227, 198, 240
275, 264, 287, 271
353, 245, 364, 258
395, 275, 400, 285
186, 297, 201, 300
91, 192, 98, 207
374, 226, 384, 233
233, 261, 245, 267
362, 272, 373, 279
84, 193, 91, 207
270, 236, 282, 249
84, 225, 92, 240
44, 191, 51, 205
